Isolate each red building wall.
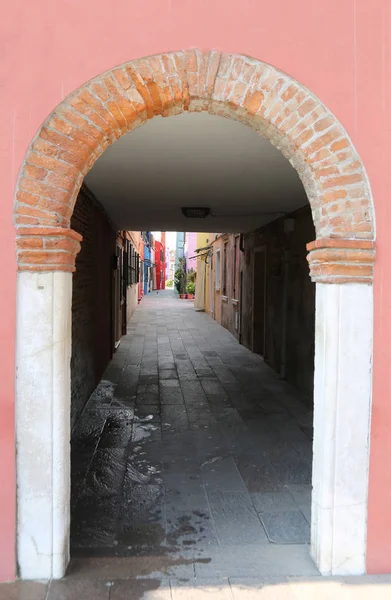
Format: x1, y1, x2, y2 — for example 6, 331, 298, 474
161, 232, 166, 290
139, 237, 144, 300
155, 240, 165, 290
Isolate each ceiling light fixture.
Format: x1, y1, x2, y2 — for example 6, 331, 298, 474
181, 207, 210, 219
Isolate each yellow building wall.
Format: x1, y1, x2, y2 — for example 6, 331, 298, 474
196, 232, 213, 314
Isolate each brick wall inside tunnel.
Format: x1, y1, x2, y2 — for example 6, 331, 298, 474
241, 206, 315, 404
70, 185, 115, 428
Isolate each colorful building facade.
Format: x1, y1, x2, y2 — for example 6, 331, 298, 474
154, 238, 166, 290
175, 232, 185, 267
193, 232, 213, 314
167, 248, 176, 282
184, 232, 197, 272
142, 231, 152, 296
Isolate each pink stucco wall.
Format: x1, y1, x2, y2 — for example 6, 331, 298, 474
185, 232, 198, 272
1, 0, 390, 581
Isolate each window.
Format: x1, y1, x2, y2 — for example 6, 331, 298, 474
130, 251, 134, 282
118, 245, 125, 301
215, 249, 221, 290
233, 236, 239, 300
222, 241, 228, 296
136, 252, 140, 283
124, 241, 140, 286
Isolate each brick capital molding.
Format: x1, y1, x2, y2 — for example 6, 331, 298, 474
16, 227, 82, 272
307, 238, 375, 283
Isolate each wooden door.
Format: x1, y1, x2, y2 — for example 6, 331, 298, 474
209, 254, 214, 316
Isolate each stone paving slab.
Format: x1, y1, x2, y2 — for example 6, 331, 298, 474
71, 494, 121, 548
251, 492, 298, 514
68, 554, 197, 580
260, 510, 310, 545
202, 456, 248, 493
47, 579, 111, 599
170, 579, 234, 599
207, 491, 269, 545
192, 545, 319, 579
0, 582, 48, 600
110, 578, 172, 599
229, 578, 296, 599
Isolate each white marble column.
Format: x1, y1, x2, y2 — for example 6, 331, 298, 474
16, 271, 72, 579
311, 283, 373, 575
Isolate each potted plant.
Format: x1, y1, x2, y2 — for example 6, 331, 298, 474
174, 258, 187, 298
186, 281, 195, 300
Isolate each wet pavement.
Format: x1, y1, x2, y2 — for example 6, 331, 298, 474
70, 289, 315, 581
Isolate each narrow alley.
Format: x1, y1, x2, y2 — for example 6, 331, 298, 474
70, 289, 315, 582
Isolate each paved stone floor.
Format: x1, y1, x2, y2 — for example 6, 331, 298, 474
71, 290, 314, 561
2, 291, 391, 597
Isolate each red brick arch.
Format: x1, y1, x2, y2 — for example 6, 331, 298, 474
15, 49, 375, 282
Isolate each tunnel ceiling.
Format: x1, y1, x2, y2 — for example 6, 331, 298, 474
85, 112, 308, 233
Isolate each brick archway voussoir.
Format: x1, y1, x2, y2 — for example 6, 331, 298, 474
15, 49, 375, 281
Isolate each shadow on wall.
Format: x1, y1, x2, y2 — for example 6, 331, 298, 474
70, 186, 115, 427
241, 206, 315, 403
